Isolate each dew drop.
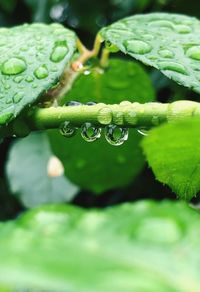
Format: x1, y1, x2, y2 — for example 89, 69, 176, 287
50, 46, 68, 62
105, 125, 128, 146
137, 128, 148, 136
124, 39, 152, 55
13, 92, 24, 103
97, 107, 112, 125
175, 24, 191, 34
158, 61, 188, 75
186, 46, 200, 61
14, 76, 23, 83
158, 49, 174, 59
25, 76, 34, 83
1, 57, 27, 75
81, 123, 101, 142
34, 65, 49, 79
148, 20, 174, 29
66, 100, 82, 106
59, 121, 77, 138
86, 101, 96, 106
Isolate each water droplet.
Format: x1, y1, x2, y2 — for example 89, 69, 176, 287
13, 92, 24, 103
66, 100, 82, 106
50, 46, 68, 62
105, 41, 119, 53
105, 125, 128, 146
14, 76, 23, 83
1, 58, 27, 75
97, 107, 112, 125
25, 76, 34, 83
120, 101, 132, 106
158, 61, 188, 75
158, 49, 174, 58
175, 24, 191, 34
4, 83, 10, 90
124, 39, 152, 55
81, 123, 101, 142
60, 121, 77, 138
83, 70, 91, 76
148, 20, 174, 29
86, 101, 96, 106
137, 128, 148, 136
34, 65, 49, 79
186, 46, 200, 61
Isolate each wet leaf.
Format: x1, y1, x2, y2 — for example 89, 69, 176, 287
100, 13, 200, 94
0, 23, 76, 125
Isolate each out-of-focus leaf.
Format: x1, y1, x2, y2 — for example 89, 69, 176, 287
142, 118, 200, 200
6, 132, 79, 208
0, 200, 200, 290
49, 59, 155, 194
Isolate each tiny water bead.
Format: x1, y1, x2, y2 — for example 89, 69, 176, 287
86, 101, 96, 106
137, 128, 149, 136
1, 57, 27, 75
186, 46, 200, 61
34, 65, 49, 79
50, 45, 68, 63
105, 125, 129, 146
81, 123, 101, 142
124, 39, 152, 55
66, 100, 82, 106
158, 61, 188, 75
60, 121, 77, 138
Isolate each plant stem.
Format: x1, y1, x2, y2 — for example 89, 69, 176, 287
2, 100, 200, 138
100, 48, 110, 68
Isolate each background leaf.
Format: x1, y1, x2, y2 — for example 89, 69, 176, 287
49, 58, 155, 193
142, 118, 200, 200
0, 23, 76, 125
0, 200, 200, 291
6, 132, 79, 208
100, 13, 200, 94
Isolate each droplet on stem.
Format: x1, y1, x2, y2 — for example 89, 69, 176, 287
81, 122, 101, 142
60, 121, 77, 138
105, 125, 128, 146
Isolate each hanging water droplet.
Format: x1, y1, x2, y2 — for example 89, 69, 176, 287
59, 121, 77, 138
66, 100, 82, 106
86, 101, 96, 106
158, 61, 188, 75
50, 45, 68, 62
34, 65, 49, 79
81, 123, 101, 142
186, 46, 200, 61
2, 57, 27, 75
158, 49, 174, 58
137, 128, 148, 136
105, 125, 128, 146
124, 39, 152, 55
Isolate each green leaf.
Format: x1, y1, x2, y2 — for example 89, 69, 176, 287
100, 13, 200, 94
49, 59, 155, 193
6, 132, 79, 208
0, 23, 76, 125
0, 200, 200, 290
142, 118, 200, 200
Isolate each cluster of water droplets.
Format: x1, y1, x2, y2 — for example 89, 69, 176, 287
59, 101, 136, 146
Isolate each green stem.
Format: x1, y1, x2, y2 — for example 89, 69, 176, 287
2, 100, 200, 138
